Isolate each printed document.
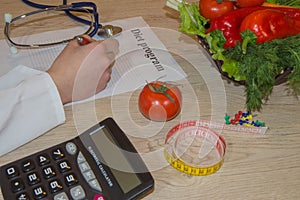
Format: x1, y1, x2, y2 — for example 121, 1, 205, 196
0, 17, 187, 104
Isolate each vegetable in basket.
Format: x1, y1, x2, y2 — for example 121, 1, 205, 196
166, 0, 300, 111
206, 6, 265, 48
199, 0, 234, 21
240, 9, 300, 44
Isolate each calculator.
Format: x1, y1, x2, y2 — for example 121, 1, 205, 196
0, 118, 154, 200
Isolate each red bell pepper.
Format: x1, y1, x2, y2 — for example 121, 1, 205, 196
240, 9, 300, 44
206, 6, 265, 48
206, 6, 300, 48
266, 7, 300, 28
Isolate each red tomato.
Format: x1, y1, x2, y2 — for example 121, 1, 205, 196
138, 81, 182, 122
199, 0, 235, 21
236, 0, 265, 8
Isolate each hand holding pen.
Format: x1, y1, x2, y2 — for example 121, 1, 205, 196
75, 35, 118, 64
48, 35, 119, 104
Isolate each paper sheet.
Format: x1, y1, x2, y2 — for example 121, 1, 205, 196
0, 17, 187, 104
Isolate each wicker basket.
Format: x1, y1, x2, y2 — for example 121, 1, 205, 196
197, 36, 292, 86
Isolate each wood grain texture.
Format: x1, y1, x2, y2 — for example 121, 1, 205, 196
1, 0, 300, 199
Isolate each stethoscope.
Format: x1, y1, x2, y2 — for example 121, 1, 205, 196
21, 0, 101, 37
4, 0, 122, 50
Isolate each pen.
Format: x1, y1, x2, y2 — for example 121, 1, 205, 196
76, 36, 91, 45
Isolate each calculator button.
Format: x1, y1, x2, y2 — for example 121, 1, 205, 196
70, 185, 86, 200
89, 179, 102, 192
11, 178, 25, 192
16, 192, 30, 200
27, 172, 41, 185
66, 142, 77, 155
21, 160, 35, 172
94, 194, 106, 200
42, 166, 56, 179
52, 148, 65, 160
83, 170, 96, 181
33, 186, 47, 199
49, 180, 63, 193
54, 192, 69, 200
6, 166, 19, 179
77, 152, 86, 164
37, 154, 50, 166
78, 162, 91, 172
65, 173, 78, 186
58, 160, 72, 173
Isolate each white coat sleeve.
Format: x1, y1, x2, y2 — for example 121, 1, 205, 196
0, 65, 65, 156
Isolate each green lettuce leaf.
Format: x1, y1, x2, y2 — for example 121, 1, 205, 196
178, 1, 208, 38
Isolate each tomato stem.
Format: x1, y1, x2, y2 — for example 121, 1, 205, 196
146, 81, 176, 103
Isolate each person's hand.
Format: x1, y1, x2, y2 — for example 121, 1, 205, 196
47, 35, 119, 104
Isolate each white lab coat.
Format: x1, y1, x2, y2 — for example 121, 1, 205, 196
0, 65, 65, 156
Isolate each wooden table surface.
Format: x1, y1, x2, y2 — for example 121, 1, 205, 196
1, 0, 300, 199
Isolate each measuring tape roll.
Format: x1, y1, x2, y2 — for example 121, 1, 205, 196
164, 120, 226, 176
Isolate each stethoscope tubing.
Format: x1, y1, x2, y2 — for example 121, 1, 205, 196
22, 0, 68, 9
4, 5, 95, 48
21, 0, 101, 37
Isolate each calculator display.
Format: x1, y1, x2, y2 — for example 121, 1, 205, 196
89, 126, 142, 193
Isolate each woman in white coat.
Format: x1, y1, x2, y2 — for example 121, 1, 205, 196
0, 36, 119, 156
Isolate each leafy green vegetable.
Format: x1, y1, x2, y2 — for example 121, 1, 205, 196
223, 34, 300, 111
221, 56, 245, 81
176, 0, 300, 111
178, 0, 208, 38
240, 30, 258, 54
206, 30, 226, 60
206, 30, 246, 81
266, 0, 300, 7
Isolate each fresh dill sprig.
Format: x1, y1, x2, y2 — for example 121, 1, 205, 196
223, 34, 300, 111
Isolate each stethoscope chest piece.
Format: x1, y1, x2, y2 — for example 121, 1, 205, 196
97, 25, 122, 38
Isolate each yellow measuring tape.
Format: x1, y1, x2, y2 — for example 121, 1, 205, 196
164, 120, 226, 176
164, 151, 224, 176
164, 119, 267, 176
